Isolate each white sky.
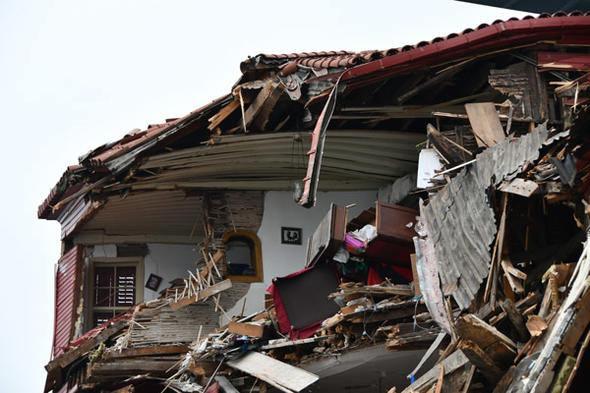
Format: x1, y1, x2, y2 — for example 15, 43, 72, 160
0, 1, 529, 391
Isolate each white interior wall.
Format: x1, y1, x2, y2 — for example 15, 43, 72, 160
91, 243, 199, 301
229, 190, 378, 318
143, 243, 199, 301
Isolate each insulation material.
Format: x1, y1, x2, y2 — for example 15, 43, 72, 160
417, 149, 444, 189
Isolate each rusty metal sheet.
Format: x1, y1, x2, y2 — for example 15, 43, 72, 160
420, 124, 548, 310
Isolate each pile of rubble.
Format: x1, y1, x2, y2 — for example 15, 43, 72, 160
167, 280, 436, 393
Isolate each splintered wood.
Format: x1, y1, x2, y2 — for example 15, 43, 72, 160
169, 279, 232, 311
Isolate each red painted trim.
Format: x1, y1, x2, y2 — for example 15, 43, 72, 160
537, 51, 590, 71
339, 16, 590, 86
53, 246, 82, 358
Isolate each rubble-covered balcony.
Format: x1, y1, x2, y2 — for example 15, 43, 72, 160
52, 189, 265, 353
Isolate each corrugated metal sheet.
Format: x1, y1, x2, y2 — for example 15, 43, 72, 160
129, 130, 421, 192
38, 95, 231, 220
40, 12, 590, 220
57, 196, 103, 240
53, 246, 82, 358
83, 95, 231, 171
420, 125, 549, 309
82, 190, 204, 238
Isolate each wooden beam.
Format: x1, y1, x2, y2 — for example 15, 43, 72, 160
455, 314, 516, 366
458, 340, 505, 383
169, 279, 232, 311
410, 254, 421, 296
46, 320, 128, 371
260, 335, 333, 350
228, 321, 265, 338
208, 99, 240, 131
500, 299, 530, 342
243, 82, 283, 131
401, 350, 470, 393
102, 344, 189, 359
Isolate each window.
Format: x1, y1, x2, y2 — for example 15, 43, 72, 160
223, 230, 263, 283
89, 258, 143, 328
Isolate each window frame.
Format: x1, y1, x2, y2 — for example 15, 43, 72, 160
223, 230, 263, 283
87, 257, 144, 328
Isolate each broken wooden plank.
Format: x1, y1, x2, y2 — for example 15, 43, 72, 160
331, 284, 414, 298
458, 340, 505, 383
215, 375, 240, 393
386, 328, 441, 350
228, 321, 265, 338
465, 102, 505, 147
500, 259, 527, 294
208, 99, 240, 131
500, 299, 529, 342
349, 302, 425, 323
411, 253, 421, 296
434, 363, 445, 393
46, 320, 128, 371
455, 314, 516, 366
169, 279, 232, 311
102, 344, 189, 359
227, 351, 319, 393
243, 82, 283, 131
260, 335, 333, 350
401, 350, 470, 393
427, 123, 473, 165
501, 259, 527, 281
461, 365, 477, 393
489, 292, 540, 326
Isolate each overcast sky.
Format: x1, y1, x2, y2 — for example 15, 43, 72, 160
0, 1, 528, 391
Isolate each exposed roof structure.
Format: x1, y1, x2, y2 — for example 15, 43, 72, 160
39, 12, 590, 222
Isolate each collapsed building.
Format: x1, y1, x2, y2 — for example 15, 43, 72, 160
39, 11, 590, 393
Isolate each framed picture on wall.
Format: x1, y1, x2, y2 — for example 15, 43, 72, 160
145, 273, 163, 291
281, 227, 302, 245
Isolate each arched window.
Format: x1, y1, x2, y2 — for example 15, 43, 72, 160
223, 230, 263, 283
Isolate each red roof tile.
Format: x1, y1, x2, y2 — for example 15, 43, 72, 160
242, 11, 590, 72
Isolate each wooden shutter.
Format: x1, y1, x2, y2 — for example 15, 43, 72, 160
53, 246, 82, 358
